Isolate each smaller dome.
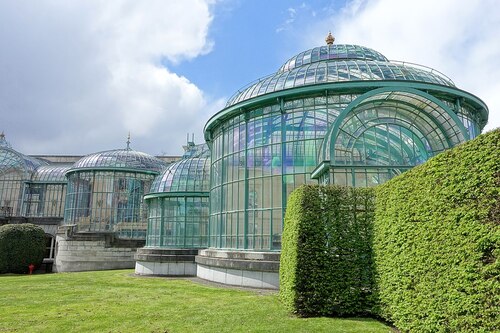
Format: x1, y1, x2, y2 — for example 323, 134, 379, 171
278, 44, 389, 73
150, 152, 210, 194
69, 149, 166, 174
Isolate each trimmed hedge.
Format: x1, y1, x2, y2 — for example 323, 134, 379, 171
280, 184, 375, 317
0, 223, 46, 274
374, 129, 500, 332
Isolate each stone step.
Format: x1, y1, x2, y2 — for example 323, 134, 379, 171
136, 248, 200, 256
134, 254, 196, 262
195, 255, 279, 272
198, 249, 280, 261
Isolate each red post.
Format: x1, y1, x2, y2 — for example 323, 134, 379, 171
28, 264, 35, 275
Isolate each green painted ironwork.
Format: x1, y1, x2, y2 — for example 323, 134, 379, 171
204, 42, 488, 252
145, 145, 210, 249
64, 149, 166, 239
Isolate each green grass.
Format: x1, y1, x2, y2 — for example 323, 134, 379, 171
0, 270, 391, 333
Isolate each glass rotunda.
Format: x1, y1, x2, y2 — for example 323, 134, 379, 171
204, 33, 488, 253
135, 143, 210, 277
63, 147, 167, 239
145, 143, 210, 248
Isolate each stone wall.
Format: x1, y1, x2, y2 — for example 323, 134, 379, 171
135, 248, 198, 276
195, 249, 280, 289
53, 225, 144, 272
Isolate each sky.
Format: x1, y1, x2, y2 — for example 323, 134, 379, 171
1, 0, 499, 156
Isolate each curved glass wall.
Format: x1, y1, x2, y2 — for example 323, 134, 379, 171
210, 96, 347, 250
23, 165, 71, 218
64, 149, 166, 239
206, 43, 488, 252
0, 147, 45, 217
313, 89, 474, 187
146, 145, 210, 248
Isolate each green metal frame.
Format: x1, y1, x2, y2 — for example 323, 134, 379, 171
204, 77, 487, 252
321, 87, 470, 163
204, 81, 488, 140
145, 194, 209, 248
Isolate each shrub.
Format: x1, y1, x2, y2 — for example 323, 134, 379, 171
0, 223, 46, 274
280, 184, 375, 317
374, 129, 500, 332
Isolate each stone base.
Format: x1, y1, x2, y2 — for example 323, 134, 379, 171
135, 248, 199, 276
195, 249, 280, 289
53, 225, 144, 272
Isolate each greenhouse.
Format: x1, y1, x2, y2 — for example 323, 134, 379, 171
0, 134, 46, 218
63, 147, 167, 239
197, 33, 488, 288
53, 144, 169, 273
135, 143, 210, 276
23, 165, 71, 218
0, 135, 71, 268
0, 33, 491, 286
145, 143, 210, 248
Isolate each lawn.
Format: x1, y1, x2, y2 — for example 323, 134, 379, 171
0, 270, 391, 333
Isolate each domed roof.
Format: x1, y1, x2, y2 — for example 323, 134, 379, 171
0, 146, 46, 178
225, 43, 455, 108
278, 44, 389, 73
149, 145, 210, 194
69, 149, 166, 174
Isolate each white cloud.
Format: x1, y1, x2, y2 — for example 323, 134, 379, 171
303, 0, 500, 132
0, 0, 218, 155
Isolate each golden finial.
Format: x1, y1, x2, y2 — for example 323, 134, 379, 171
325, 31, 335, 45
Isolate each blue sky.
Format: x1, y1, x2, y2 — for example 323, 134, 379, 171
0, 0, 499, 155
170, 0, 339, 98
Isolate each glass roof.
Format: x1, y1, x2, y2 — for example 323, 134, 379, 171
32, 165, 72, 182
182, 143, 211, 159
70, 149, 166, 173
225, 43, 455, 108
150, 145, 210, 194
321, 91, 466, 163
0, 147, 46, 177
278, 44, 389, 73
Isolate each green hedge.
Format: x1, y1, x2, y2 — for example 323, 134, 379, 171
0, 223, 46, 274
280, 184, 375, 317
374, 129, 500, 332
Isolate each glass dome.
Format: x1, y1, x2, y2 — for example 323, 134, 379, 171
145, 144, 210, 249
205, 38, 487, 252
70, 149, 166, 173
149, 146, 210, 194
64, 148, 166, 239
278, 44, 389, 72
226, 44, 455, 108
